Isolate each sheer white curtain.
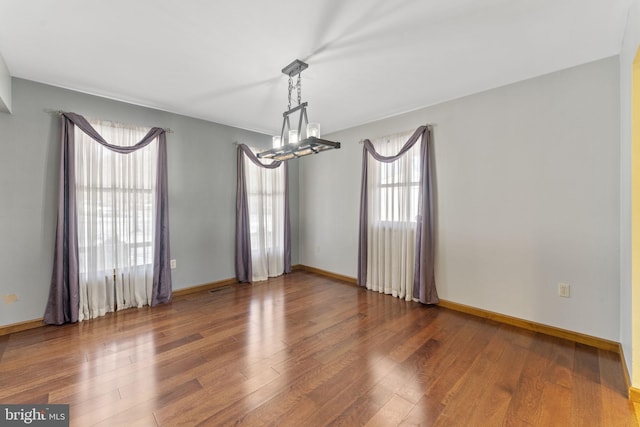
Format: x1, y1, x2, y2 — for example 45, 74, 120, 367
366, 130, 420, 301
75, 120, 158, 320
244, 151, 285, 282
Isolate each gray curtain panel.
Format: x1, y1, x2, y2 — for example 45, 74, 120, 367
44, 112, 172, 325
235, 144, 291, 283
357, 126, 439, 305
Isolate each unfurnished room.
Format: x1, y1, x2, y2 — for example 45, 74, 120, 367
1, 1, 640, 426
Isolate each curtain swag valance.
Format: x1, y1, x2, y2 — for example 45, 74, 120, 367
235, 144, 291, 283
357, 125, 439, 305
44, 112, 172, 325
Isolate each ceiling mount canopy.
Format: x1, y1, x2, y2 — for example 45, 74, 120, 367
257, 59, 340, 161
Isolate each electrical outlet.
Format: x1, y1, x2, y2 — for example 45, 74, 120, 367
558, 282, 570, 298
170, 259, 177, 269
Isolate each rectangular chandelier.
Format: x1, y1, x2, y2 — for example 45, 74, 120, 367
257, 59, 340, 161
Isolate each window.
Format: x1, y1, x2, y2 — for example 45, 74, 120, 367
244, 150, 285, 282
44, 112, 172, 326
368, 131, 421, 225
377, 148, 420, 223
247, 166, 284, 253
75, 120, 158, 319
357, 125, 438, 305
365, 130, 420, 300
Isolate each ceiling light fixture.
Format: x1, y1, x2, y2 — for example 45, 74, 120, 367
257, 59, 340, 161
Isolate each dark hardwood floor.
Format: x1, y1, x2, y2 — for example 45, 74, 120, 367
1, 271, 638, 426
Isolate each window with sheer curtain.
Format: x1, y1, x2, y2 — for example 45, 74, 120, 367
244, 150, 285, 281
366, 130, 420, 300
75, 120, 158, 320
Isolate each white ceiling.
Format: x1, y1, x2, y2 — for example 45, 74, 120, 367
0, 0, 632, 135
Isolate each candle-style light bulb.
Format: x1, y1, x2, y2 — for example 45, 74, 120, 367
307, 123, 320, 138
288, 129, 299, 144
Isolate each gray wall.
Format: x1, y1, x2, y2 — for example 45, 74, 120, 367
299, 57, 621, 341
0, 53, 10, 113
0, 78, 298, 327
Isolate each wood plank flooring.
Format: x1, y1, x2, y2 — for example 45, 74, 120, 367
0, 271, 638, 426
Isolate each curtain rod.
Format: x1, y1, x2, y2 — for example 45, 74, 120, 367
43, 109, 175, 133
358, 124, 434, 144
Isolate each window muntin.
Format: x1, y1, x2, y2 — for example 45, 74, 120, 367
369, 133, 421, 225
